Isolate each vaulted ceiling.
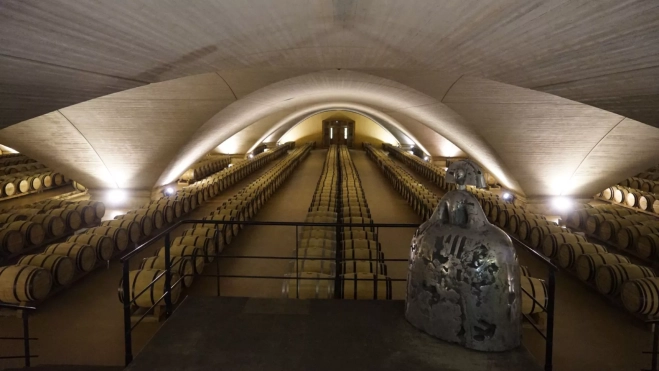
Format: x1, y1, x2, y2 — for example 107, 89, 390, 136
0, 0, 658, 199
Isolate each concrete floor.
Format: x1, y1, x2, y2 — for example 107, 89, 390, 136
1, 149, 655, 371
126, 297, 541, 371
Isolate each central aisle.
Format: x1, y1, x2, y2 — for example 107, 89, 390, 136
349, 149, 421, 299
187, 149, 328, 299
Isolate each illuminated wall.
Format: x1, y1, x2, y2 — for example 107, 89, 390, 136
278, 111, 399, 147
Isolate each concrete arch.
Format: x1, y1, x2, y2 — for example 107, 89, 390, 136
157, 70, 522, 194
244, 103, 432, 155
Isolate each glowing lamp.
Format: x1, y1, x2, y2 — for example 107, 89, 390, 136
551, 197, 573, 211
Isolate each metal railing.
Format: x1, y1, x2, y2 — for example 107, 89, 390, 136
0, 303, 37, 367
507, 233, 557, 371
644, 319, 659, 371
119, 219, 417, 365
119, 219, 557, 370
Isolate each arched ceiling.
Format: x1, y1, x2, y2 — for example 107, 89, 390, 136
241, 102, 437, 156
0, 1, 658, 199
1, 0, 657, 128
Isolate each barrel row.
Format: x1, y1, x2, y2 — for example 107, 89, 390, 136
365, 144, 439, 221
335, 146, 391, 300
285, 145, 340, 298
284, 145, 392, 300
380, 143, 457, 193
598, 184, 659, 214
566, 204, 659, 263
0, 226, 127, 304
178, 154, 232, 183
172, 142, 295, 211
0, 169, 69, 198
119, 143, 313, 309
0, 200, 105, 261
0, 154, 38, 168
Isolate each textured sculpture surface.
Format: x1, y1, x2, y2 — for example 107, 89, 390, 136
405, 160, 521, 351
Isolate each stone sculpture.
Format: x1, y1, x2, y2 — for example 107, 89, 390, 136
405, 160, 521, 351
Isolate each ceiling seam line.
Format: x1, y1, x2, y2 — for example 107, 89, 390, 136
215, 72, 238, 100
441, 75, 464, 102
56, 110, 120, 189
529, 64, 659, 90
0, 53, 152, 84
561, 116, 627, 196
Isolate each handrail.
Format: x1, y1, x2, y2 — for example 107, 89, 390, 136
645, 319, 659, 371
0, 303, 36, 311
0, 303, 37, 367
120, 220, 420, 262
507, 233, 558, 270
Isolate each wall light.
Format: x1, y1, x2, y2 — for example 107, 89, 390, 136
106, 189, 127, 205
502, 192, 512, 201
164, 187, 175, 196
551, 196, 573, 211
248, 153, 254, 159
424, 156, 430, 161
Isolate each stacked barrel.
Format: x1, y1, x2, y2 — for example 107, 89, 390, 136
0, 153, 70, 199
336, 146, 392, 299
119, 143, 313, 310
0, 200, 104, 261
178, 154, 231, 183
0, 200, 109, 304
109, 142, 297, 245
283, 145, 339, 299
382, 143, 453, 192
365, 144, 439, 221
567, 205, 659, 262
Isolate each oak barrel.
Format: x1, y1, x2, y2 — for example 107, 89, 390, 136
541, 232, 587, 258
156, 245, 204, 274
84, 226, 129, 252
0, 265, 52, 303
18, 254, 75, 286
596, 263, 655, 296
339, 273, 392, 300
281, 272, 334, 299
118, 269, 181, 308
288, 259, 336, 275
621, 277, 659, 316
45, 242, 96, 272
67, 234, 113, 261
141, 256, 195, 288
7, 221, 45, 246
576, 253, 630, 282
558, 243, 607, 269
521, 276, 547, 314
100, 219, 140, 243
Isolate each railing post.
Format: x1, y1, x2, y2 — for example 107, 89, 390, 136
163, 232, 173, 317
22, 309, 30, 367
545, 269, 556, 371
652, 322, 659, 371
216, 228, 221, 297
295, 225, 300, 299
122, 260, 134, 365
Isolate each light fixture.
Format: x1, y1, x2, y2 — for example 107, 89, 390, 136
248, 153, 254, 159
551, 196, 573, 211
330, 128, 333, 139
502, 192, 512, 200
408, 151, 414, 155
228, 163, 233, 167
344, 127, 347, 139
106, 189, 127, 205
424, 156, 430, 161
263, 148, 269, 152
164, 187, 175, 196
